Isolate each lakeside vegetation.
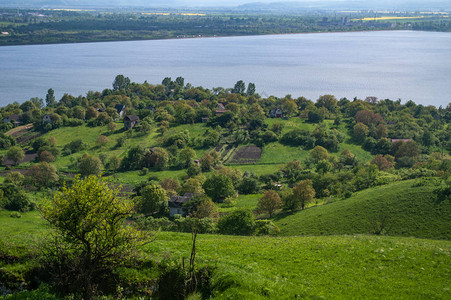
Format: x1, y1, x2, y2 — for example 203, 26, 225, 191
0, 8, 450, 46
0, 75, 449, 298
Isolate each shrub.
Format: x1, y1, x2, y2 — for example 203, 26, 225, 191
217, 209, 255, 235
63, 139, 87, 155
254, 220, 280, 236
237, 177, 260, 194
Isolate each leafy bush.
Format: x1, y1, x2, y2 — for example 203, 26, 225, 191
62, 139, 87, 155
217, 209, 255, 235
0, 184, 34, 212
254, 220, 280, 236
0, 133, 16, 149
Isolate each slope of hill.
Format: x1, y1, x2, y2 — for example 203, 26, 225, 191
275, 179, 451, 239
149, 232, 451, 299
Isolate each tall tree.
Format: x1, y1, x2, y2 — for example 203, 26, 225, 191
257, 190, 282, 218
232, 80, 246, 94
112, 74, 130, 91
292, 179, 316, 210
246, 82, 256, 96
45, 88, 56, 107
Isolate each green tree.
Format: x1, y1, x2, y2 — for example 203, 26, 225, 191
26, 162, 58, 188
203, 173, 235, 202
78, 153, 103, 176
41, 176, 145, 299
237, 177, 259, 194
138, 184, 167, 215
284, 180, 315, 211
179, 147, 196, 168
199, 152, 214, 171
112, 74, 131, 91
353, 122, 369, 143
107, 121, 118, 133
257, 190, 282, 218
232, 80, 246, 94
217, 209, 255, 235
45, 88, 56, 107
309, 145, 329, 162
148, 147, 169, 170
246, 82, 256, 96
293, 179, 316, 210
316, 94, 338, 113
6, 146, 25, 165
96, 135, 109, 148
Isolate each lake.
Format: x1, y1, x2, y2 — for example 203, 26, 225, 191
0, 30, 450, 107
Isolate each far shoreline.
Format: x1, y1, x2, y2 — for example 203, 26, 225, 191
0, 28, 444, 48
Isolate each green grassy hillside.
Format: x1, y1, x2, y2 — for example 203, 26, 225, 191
275, 179, 451, 239
1, 210, 450, 299
149, 232, 451, 299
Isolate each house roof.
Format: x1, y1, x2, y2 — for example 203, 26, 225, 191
217, 103, 225, 110
391, 139, 412, 143
115, 104, 126, 112
168, 193, 194, 208
4, 114, 21, 121
124, 115, 139, 122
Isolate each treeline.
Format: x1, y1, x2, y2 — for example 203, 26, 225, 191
2, 9, 450, 46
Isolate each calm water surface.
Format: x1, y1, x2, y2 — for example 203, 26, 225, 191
1, 30, 450, 107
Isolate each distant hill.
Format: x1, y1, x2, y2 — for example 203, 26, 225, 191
2, 0, 451, 10
275, 179, 451, 239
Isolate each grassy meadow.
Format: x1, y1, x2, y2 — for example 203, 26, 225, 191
148, 233, 451, 299
274, 179, 451, 239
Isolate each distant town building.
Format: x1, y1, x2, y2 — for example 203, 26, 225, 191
3, 114, 22, 126
391, 139, 413, 143
269, 108, 284, 118
168, 193, 195, 217
115, 104, 126, 118
123, 115, 139, 130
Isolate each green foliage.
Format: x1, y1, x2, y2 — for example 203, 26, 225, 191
256, 190, 282, 218
254, 220, 280, 236
26, 162, 58, 188
78, 153, 103, 176
40, 175, 145, 299
217, 209, 255, 236
0, 133, 16, 149
5, 146, 24, 165
137, 184, 167, 215
0, 184, 34, 212
203, 174, 235, 202
237, 177, 260, 195
112, 74, 130, 91
62, 139, 87, 155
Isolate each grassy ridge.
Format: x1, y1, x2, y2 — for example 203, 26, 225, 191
149, 232, 451, 299
275, 179, 451, 239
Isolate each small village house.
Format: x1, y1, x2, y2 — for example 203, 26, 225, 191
269, 108, 284, 118
115, 104, 126, 118
3, 114, 22, 127
168, 193, 195, 217
42, 114, 54, 124
124, 115, 139, 130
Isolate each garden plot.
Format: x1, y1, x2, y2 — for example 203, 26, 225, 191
228, 145, 262, 164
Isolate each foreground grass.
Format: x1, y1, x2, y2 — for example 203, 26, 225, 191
1, 209, 450, 299
275, 179, 451, 239
148, 232, 451, 299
